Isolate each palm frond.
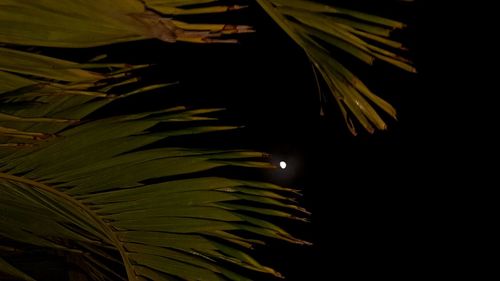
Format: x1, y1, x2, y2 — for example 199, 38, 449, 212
143, 0, 248, 16
0, 47, 308, 280
1, 0, 415, 279
1, 0, 414, 134
0, 256, 36, 281
256, 0, 415, 134
0, 47, 167, 150
0, 0, 251, 47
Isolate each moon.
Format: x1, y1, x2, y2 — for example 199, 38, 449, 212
279, 161, 287, 169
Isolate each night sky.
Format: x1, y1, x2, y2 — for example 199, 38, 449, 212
37, 0, 420, 279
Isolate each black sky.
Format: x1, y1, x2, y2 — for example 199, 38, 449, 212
42, 0, 421, 279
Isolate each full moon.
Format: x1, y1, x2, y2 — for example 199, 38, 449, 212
279, 161, 287, 169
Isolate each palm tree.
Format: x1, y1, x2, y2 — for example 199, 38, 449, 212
0, 0, 415, 280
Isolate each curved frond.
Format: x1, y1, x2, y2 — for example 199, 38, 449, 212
0, 48, 308, 280
256, 0, 415, 134
0, 0, 251, 47
1, 0, 414, 134
0, 257, 35, 281
1, 1, 415, 279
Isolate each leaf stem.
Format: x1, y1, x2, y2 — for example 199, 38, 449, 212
0, 172, 136, 280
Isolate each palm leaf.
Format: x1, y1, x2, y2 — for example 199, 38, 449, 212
142, 0, 248, 16
1, 0, 414, 134
0, 47, 308, 280
256, 0, 415, 134
1, 0, 414, 279
0, 0, 251, 46
0, 257, 36, 281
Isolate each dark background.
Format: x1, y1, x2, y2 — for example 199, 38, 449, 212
36, 0, 421, 279
148, 1, 420, 280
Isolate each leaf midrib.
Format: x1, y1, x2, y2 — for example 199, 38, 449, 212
0, 172, 136, 280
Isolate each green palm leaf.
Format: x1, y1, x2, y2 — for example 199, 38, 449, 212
256, 0, 415, 134
0, 0, 251, 46
0, 257, 36, 281
1, 0, 414, 279
1, 0, 414, 134
0, 47, 308, 280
